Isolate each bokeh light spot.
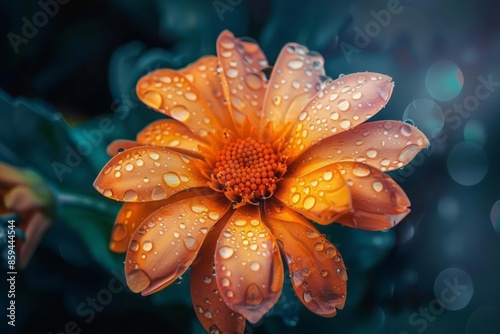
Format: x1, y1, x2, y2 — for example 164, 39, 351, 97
403, 98, 444, 139
425, 60, 464, 101
464, 119, 487, 145
466, 306, 500, 334
491, 200, 500, 235
447, 142, 488, 186
438, 196, 460, 221
434, 268, 473, 311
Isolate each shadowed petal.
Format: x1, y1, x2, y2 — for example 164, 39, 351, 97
215, 205, 283, 324
94, 146, 208, 202
335, 162, 410, 230
264, 199, 347, 316
180, 56, 236, 132
18, 212, 52, 269
190, 210, 246, 334
289, 121, 430, 175
217, 30, 268, 131
286, 73, 394, 161
125, 194, 231, 295
275, 165, 351, 225
136, 69, 223, 140
261, 43, 326, 131
137, 119, 212, 159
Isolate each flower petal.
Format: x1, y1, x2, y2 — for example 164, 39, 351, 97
136, 69, 222, 140
217, 30, 268, 131
94, 146, 208, 202
125, 194, 230, 295
275, 165, 351, 225
289, 121, 430, 175
190, 211, 246, 334
286, 73, 394, 161
18, 211, 52, 269
215, 205, 284, 324
137, 119, 211, 159
110, 201, 168, 253
107, 140, 141, 156
180, 56, 236, 132
261, 43, 326, 131
264, 199, 347, 316
335, 162, 410, 230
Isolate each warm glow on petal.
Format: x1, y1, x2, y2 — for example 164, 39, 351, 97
125, 194, 230, 295
190, 211, 246, 334
217, 30, 268, 131
136, 69, 223, 140
107, 140, 141, 156
264, 199, 347, 316
286, 73, 394, 161
215, 205, 284, 324
180, 56, 236, 132
137, 119, 212, 159
289, 121, 430, 175
261, 43, 326, 131
275, 165, 351, 225
335, 161, 410, 230
93, 146, 208, 202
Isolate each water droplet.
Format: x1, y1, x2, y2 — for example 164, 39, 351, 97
103, 189, 113, 197
303, 291, 313, 303
136, 159, 144, 166
352, 163, 371, 177
334, 255, 341, 262
292, 271, 304, 286
326, 247, 336, 257
129, 240, 139, 252
245, 73, 262, 90
291, 193, 301, 204
226, 68, 238, 78
142, 91, 162, 109
203, 275, 212, 284
366, 149, 378, 158
124, 189, 138, 201
314, 243, 324, 251
340, 119, 351, 129
336, 268, 348, 281
234, 219, 246, 226
184, 237, 197, 251
380, 158, 390, 166
218, 246, 234, 259
245, 283, 263, 305
306, 230, 320, 239
148, 151, 159, 160
209, 212, 220, 220
352, 92, 362, 100
127, 269, 151, 292
273, 96, 281, 106
288, 59, 304, 70
112, 224, 127, 241
191, 204, 208, 213
221, 278, 231, 287
303, 196, 316, 209
163, 172, 180, 187
321, 270, 329, 277
184, 91, 197, 101
401, 124, 412, 136
372, 181, 383, 192
142, 241, 153, 252
250, 262, 260, 271
151, 186, 166, 200
329, 93, 339, 101
399, 144, 420, 164
171, 105, 190, 122
225, 290, 234, 298
208, 325, 220, 334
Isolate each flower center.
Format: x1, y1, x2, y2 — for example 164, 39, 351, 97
210, 137, 287, 207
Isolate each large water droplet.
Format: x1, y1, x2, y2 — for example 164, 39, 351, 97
142, 91, 162, 109
151, 186, 166, 200
184, 237, 197, 251
218, 246, 234, 259
123, 189, 138, 201
303, 291, 313, 303
245, 283, 263, 305
245, 73, 262, 90
352, 163, 371, 177
163, 172, 180, 187
171, 105, 190, 122
303, 196, 316, 210
142, 241, 153, 252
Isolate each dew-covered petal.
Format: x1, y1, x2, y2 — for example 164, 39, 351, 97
261, 43, 326, 131
289, 121, 430, 175
263, 199, 347, 316
216, 30, 268, 131
215, 205, 284, 324
94, 146, 208, 202
136, 69, 222, 139
137, 119, 212, 159
335, 161, 410, 230
180, 56, 236, 132
125, 194, 230, 295
275, 165, 351, 225
286, 73, 394, 162
190, 211, 246, 334
107, 140, 141, 156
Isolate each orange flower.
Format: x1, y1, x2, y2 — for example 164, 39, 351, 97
94, 31, 429, 332
0, 163, 53, 269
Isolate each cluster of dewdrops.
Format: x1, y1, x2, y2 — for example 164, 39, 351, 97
212, 137, 285, 203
